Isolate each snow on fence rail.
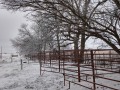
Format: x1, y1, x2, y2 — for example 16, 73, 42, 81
25, 49, 120, 90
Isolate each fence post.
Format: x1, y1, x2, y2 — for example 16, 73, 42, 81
38, 53, 42, 75
49, 51, 51, 67
109, 50, 112, 69
28, 57, 30, 64
63, 51, 65, 86
44, 51, 45, 63
78, 50, 80, 82
1, 46, 2, 61
58, 51, 61, 72
91, 50, 96, 90
20, 59, 23, 70
11, 55, 13, 62
69, 81, 70, 89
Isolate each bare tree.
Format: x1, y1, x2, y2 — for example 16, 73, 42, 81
1, 0, 120, 55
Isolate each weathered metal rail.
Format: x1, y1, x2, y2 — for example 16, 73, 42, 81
25, 49, 120, 90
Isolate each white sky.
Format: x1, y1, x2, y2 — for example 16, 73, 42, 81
0, 7, 28, 54
0, 8, 105, 54
0, 6, 110, 54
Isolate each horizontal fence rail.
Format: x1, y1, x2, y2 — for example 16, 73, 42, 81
25, 49, 120, 90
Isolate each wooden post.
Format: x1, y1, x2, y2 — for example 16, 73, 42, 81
49, 52, 51, 67
44, 51, 45, 64
77, 50, 80, 82
1, 46, 2, 61
20, 59, 23, 70
103, 53, 105, 68
40, 53, 42, 75
91, 50, 96, 90
63, 51, 65, 86
28, 57, 30, 64
38, 53, 42, 75
58, 51, 61, 72
109, 50, 112, 69
69, 81, 70, 89
11, 55, 13, 62
118, 66, 120, 73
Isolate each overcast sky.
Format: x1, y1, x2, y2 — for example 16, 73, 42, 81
0, 5, 109, 54
0, 6, 27, 54
0, 8, 103, 54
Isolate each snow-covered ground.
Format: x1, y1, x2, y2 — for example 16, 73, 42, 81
0, 58, 67, 90
0, 56, 120, 90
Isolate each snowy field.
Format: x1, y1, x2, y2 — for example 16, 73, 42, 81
0, 56, 120, 90
0, 57, 66, 90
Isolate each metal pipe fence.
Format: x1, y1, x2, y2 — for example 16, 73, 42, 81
25, 49, 120, 90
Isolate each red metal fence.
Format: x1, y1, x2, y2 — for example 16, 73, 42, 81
26, 49, 120, 90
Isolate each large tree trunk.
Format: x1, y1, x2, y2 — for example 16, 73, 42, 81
56, 30, 61, 72
80, 33, 85, 63
79, 0, 90, 63
74, 35, 79, 63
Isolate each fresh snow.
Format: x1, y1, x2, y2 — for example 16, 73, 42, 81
0, 59, 65, 90
0, 56, 120, 90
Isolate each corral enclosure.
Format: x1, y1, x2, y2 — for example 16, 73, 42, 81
26, 49, 120, 90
